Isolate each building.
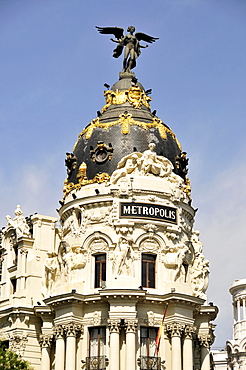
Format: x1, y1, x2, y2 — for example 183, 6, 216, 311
226, 279, 246, 369
0, 36, 218, 370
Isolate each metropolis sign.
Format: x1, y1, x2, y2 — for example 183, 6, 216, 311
120, 202, 177, 224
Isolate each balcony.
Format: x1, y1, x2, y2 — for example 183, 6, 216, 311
85, 356, 108, 370
137, 356, 161, 370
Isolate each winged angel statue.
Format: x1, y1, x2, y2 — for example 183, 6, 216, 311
96, 26, 158, 73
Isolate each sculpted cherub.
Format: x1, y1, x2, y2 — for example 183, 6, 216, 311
96, 26, 158, 72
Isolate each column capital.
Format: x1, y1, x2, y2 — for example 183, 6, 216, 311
184, 324, 196, 339
198, 333, 214, 348
125, 319, 138, 333
165, 322, 184, 337
39, 334, 53, 348
63, 322, 83, 337
108, 319, 121, 333
54, 324, 65, 339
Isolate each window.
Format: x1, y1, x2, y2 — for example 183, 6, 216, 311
11, 278, 17, 294
94, 254, 106, 288
89, 327, 106, 357
141, 254, 156, 288
140, 327, 157, 357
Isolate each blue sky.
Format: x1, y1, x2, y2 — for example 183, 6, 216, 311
1, 0, 246, 348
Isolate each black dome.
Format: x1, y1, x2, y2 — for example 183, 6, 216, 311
67, 74, 184, 186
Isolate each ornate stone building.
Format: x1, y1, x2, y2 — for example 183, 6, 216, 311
226, 279, 246, 369
0, 56, 218, 369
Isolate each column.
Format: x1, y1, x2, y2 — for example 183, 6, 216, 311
125, 319, 138, 370
54, 325, 65, 370
183, 325, 194, 370
199, 335, 212, 370
65, 323, 82, 370
108, 319, 120, 370
243, 298, 246, 320
237, 299, 241, 322
167, 323, 183, 370
40, 334, 53, 370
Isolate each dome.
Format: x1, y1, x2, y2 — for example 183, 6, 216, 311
64, 73, 187, 197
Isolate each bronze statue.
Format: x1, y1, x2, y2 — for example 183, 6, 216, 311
96, 26, 158, 73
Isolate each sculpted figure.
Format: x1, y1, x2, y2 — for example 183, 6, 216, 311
191, 230, 203, 255
110, 152, 141, 184
70, 246, 86, 282
43, 252, 59, 295
113, 237, 133, 276
163, 244, 189, 283
191, 253, 210, 298
5, 206, 30, 239
96, 26, 158, 73
139, 143, 173, 177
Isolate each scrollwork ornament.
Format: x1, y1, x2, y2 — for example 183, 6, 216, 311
9, 333, 28, 355
166, 322, 184, 337
108, 319, 121, 333
39, 334, 53, 348
198, 333, 214, 348
64, 322, 82, 337
184, 325, 196, 339
54, 325, 65, 339
125, 319, 138, 333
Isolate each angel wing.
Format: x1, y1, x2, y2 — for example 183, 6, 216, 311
135, 32, 159, 43
95, 26, 124, 40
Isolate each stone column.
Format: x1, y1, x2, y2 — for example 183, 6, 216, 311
183, 325, 195, 370
40, 334, 53, 370
243, 298, 246, 320
108, 319, 121, 370
65, 323, 82, 370
54, 325, 65, 370
167, 323, 183, 370
125, 319, 138, 370
237, 299, 241, 322
199, 334, 212, 370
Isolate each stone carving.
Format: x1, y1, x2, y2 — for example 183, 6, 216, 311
42, 252, 59, 296
42, 241, 87, 295
190, 253, 210, 299
8, 333, 28, 355
108, 319, 121, 333
191, 230, 203, 255
96, 26, 158, 73
110, 144, 174, 185
139, 143, 173, 177
113, 237, 134, 276
163, 243, 190, 283
139, 237, 159, 253
4, 205, 30, 239
166, 322, 185, 337
39, 334, 53, 348
110, 152, 141, 184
